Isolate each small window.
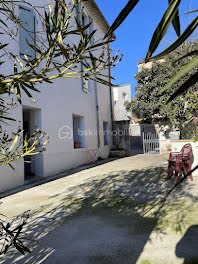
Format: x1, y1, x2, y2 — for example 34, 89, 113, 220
19, 5, 35, 60
122, 92, 127, 101
73, 115, 86, 149
103, 122, 109, 146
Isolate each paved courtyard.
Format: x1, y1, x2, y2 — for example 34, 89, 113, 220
0, 154, 198, 264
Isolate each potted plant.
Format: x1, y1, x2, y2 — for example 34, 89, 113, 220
74, 142, 81, 148
109, 146, 127, 158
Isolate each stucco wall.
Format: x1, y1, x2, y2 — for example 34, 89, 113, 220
0, 0, 113, 192
113, 84, 131, 121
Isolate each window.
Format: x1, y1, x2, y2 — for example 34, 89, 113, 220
122, 92, 127, 101
19, 5, 35, 60
81, 9, 94, 42
73, 115, 86, 149
103, 122, 109, 146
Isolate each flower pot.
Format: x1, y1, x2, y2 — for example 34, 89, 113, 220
74, 142, 81, 148
109, 150, 127, 158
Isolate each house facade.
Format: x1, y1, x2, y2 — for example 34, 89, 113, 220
112, 84, 131, 151
0, 0, 113, 192
113, 84, 132, 122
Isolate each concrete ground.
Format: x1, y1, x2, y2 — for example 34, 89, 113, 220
0, 154, 198, 264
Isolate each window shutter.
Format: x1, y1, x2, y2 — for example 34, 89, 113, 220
76, 2, 82, 26
85, 15, 89, 34
19, 6, 35, 60
89, 15, 94, 44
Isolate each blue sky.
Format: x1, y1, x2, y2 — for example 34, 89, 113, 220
96, 0, 197, 97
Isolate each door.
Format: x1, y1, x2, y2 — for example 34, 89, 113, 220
23, 110, 34, 179
23, 108, 43, 179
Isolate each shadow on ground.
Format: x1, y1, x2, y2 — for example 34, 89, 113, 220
176, 225, 198, 264
1, 164, 197, 264
0, 158, 119, 199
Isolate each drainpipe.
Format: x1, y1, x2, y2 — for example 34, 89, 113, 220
95, 79, 100, 149
108, 44, 114, 147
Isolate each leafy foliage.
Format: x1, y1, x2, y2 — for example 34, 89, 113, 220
106, 0, 198, 98
0, 211, 30, 255
0, 128, 49, 168
127, 41, 198, 139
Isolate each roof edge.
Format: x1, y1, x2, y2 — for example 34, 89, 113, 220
83, 0, 115, 37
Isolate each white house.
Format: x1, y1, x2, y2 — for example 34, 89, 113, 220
0, 0, 114, 192
111, 84, 132, 151
113, 84, 131, 122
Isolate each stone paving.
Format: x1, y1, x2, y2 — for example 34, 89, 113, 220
0, 154, 198, 264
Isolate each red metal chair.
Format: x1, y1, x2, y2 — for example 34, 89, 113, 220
168, 143, 193, 182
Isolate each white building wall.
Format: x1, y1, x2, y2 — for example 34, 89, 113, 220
0, 0, 113, 192
113, 84, 131, 121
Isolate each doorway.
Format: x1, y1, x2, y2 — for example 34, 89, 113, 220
23, 107, 43, 180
